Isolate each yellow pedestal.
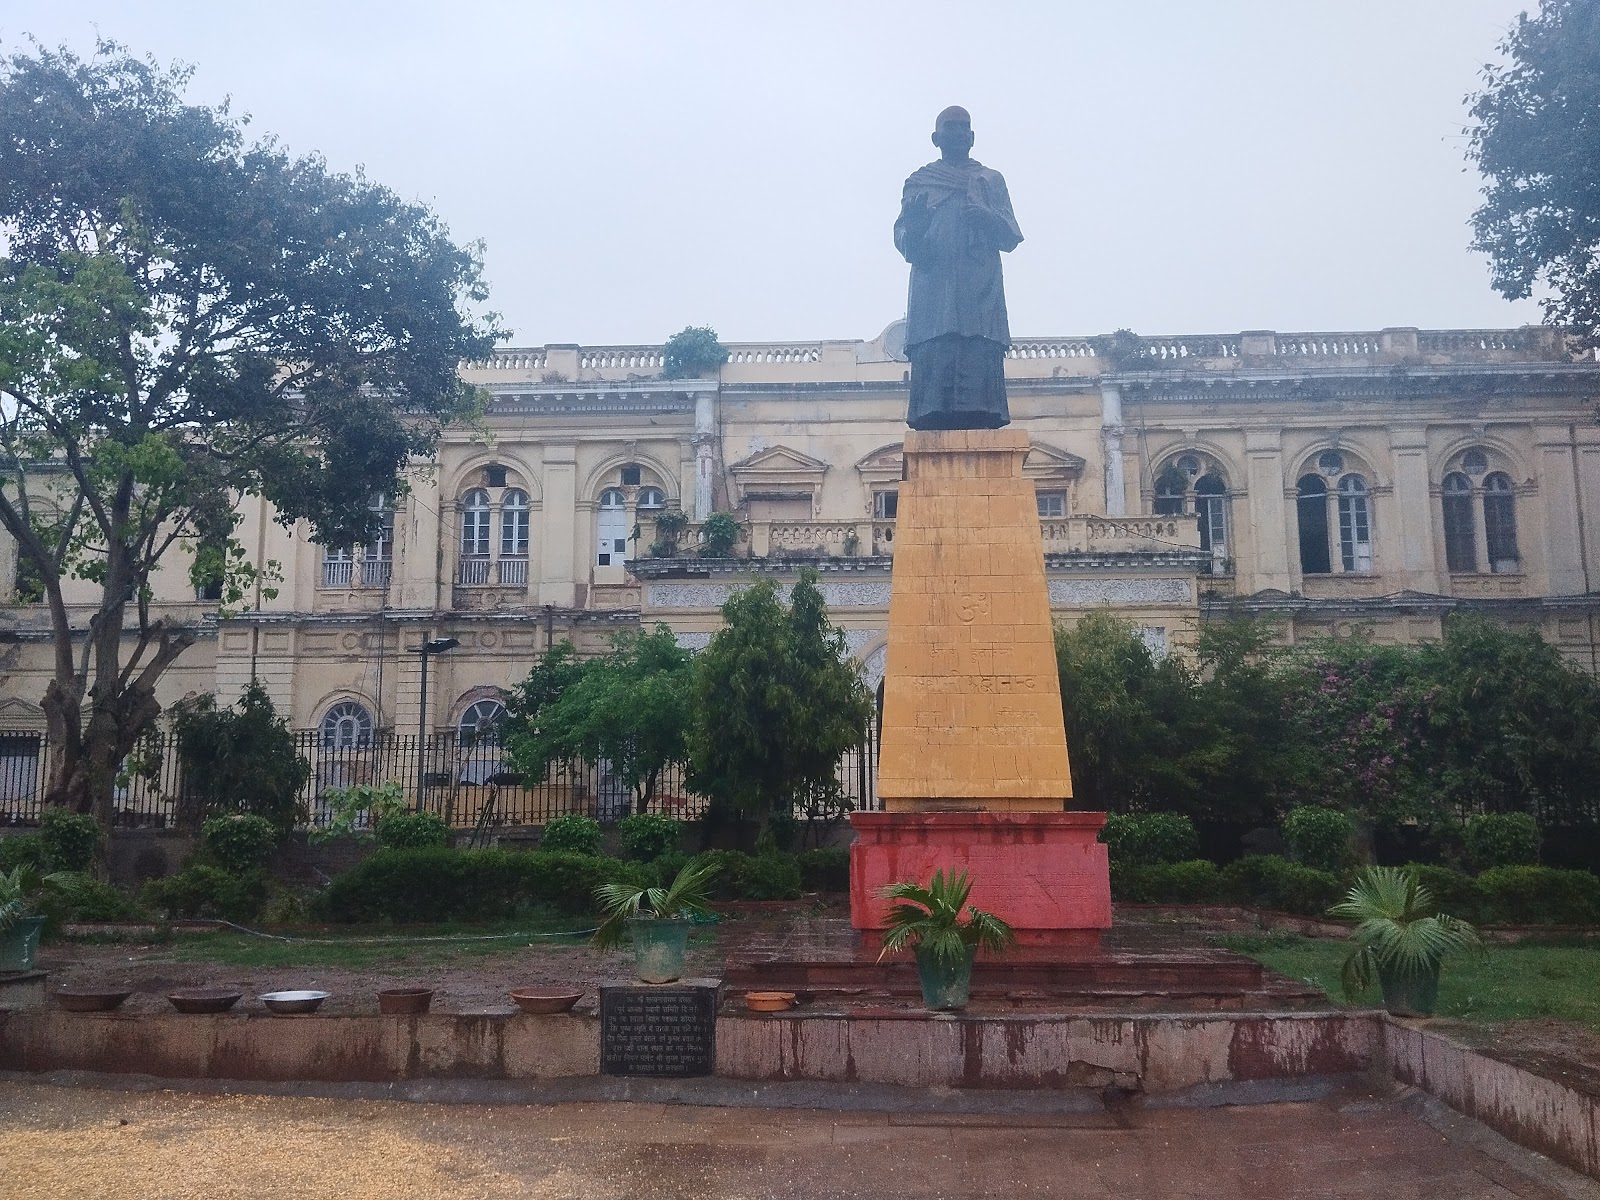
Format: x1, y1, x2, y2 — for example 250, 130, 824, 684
876, 429, 1072, 812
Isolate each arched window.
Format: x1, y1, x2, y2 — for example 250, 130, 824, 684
1484, 472, 1519, 573
596, 487, 630, 567
1193, 472, 1229, 561
1337, 475, 1372, 573
1296, 475, 1331, 575
458, 699, 506, 745
1441, 472, 1476, 573
320, 701, 374, 750
638, 486, 666, 511
1153, 467, 1187, 516
500, 489, 529, 557
459, 488, 491, 585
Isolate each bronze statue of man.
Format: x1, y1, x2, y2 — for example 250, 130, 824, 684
894, 106, 1023, 431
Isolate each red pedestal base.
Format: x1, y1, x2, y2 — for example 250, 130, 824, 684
849, 811, 1112, 947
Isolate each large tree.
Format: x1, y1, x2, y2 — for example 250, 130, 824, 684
1467, 0, 1600, 344
0, 43, 497, 822
687, 572, 873, 840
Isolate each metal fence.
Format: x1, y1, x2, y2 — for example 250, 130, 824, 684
0, 727, 881, 831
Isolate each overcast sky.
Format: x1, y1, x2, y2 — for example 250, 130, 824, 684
3, 1, 1545, 346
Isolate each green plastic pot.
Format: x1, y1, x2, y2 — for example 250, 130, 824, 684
0, 916, 46, 972
913, 945, 975, 1011
1377, 961, 1440, 1018
628, 917, 691, 984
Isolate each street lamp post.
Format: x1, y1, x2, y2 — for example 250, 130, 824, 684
412, 636, 459, 809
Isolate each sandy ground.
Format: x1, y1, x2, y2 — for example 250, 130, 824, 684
0, 1078, 1581, 1200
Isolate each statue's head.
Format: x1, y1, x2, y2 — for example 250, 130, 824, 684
931, 106, 974, 158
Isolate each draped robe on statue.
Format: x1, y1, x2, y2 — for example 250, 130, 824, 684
893, 157, 1024, 430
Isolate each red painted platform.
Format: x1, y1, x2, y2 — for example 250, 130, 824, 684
849, 811, 1113, 945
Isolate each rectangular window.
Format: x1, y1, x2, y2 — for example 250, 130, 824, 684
1297, 494, 1331, 575
321, 546, 354, 588
1036, 491, 1066, 518
1337, 494, 1372, 573
1442, 494, 1477, 573
874, 491, 898, 519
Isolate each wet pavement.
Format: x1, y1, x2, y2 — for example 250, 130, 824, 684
0, 1077, 1583, 1199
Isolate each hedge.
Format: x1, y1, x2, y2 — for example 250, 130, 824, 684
1221, 855, 1343, 916
797, 847, 850, 893
1099, 812, 1198, 867
1113, 859, 1224, 904
312, 849, 649, 923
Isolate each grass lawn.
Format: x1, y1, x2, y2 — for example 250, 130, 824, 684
164, 917, 598, 970
1218, 933, 1600, 1032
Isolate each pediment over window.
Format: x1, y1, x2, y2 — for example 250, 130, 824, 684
729, 445, 829, 504
0, 696, 45, 729
1023, 441, 1087, 483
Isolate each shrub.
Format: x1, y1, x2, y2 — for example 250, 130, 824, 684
737, 853, 803, 901
797, 847, 850, 893
39, 808, 101, 871
1475, 866, 1600, 925
1099, 812, 1199, 867
1464, 812, 1541, 871
313, 849, 649, 923
143, 865, 270, 923
200, 814, 279, 874
651, 850, 693, 889
539, 814, 603, 856
1222, 854, 1343, 916
1114, 859, 1226, 904
376, 811, 451, 851
63, 878, 150, 923
0, 834, 47, 873
1403, 864, 1483, 924
1281, 807, 1354, 873
617, 813, 681, 862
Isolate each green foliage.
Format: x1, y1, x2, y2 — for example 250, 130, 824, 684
1464, 812, 1541, 871
0, 43, 497, 819
200, 814, 279, 874
735, 852, 803, 901
700, 512, 742, 558
0, 864, 89, 931
1222, 855, 1343, 916
308, 780, 408, 844
141, 865, 269, 923
37, 808, 101, 871
617, 813, 682, 861
315, 851, 646, 928
62, 878, 150, 923
1329, 866, 1483, 999
1098, 812, 1199, 866
375, 811, 451, 851
539, 814, 604, 856
592, 858, 719, 949
648, 509, 691, 558
878, 869, 1016, 967
661, 326, 729, 380
504, 627, 692, 813
687, 572, 873, 837
314, 849, 649, 923
1467, 0, 1600, 345
1475, 866, 1600, 925
1281, 807, 1354, 874
175, 684, 312, 835
797, 847, 851, 893
1404, 864, 1484, 925
0, 835, 47, 873
1113, 859, 1225, 905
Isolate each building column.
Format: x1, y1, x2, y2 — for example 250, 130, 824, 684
1574, 425, 1600, 593
540, 442, 578, 607
1387, 427, 1440, 593
1099, 381, 1125, 515
394, 463, 441, 611
1536, 425, 1588, 595
1244, 430, 1292, 592
693, 388, 718, 520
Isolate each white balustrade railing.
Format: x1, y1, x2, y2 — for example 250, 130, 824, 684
361, 558, 392, 588
497, 557, 529, 586
1273, 333, 1384, 357
456, 556, 491, 586
580, 346, 664, 370
1006, 339, 1096, 360
321, 559, 353, 588
725, 343, 823, 364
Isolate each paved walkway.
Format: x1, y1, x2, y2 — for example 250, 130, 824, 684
0, 1079, 1583, 1199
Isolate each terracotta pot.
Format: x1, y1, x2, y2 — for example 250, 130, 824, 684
167, 988, 243, 1014
54, 988, 133, 1013
377, 987, 434, 1015
509, 988, 582, 1015
744, 991, 796, 1013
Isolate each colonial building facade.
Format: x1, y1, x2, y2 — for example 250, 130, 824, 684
2, 323, 1598, 760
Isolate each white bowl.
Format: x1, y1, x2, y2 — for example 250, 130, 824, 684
259, 989, 330, 1014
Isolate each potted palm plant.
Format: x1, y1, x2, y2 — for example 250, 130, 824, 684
878, 868, 1015, 1011
1328, 865, 1482, 1018
593, 860, 718, 983
0, 865, 85, 972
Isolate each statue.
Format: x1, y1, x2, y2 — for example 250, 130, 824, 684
894, 106, 1024, 431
